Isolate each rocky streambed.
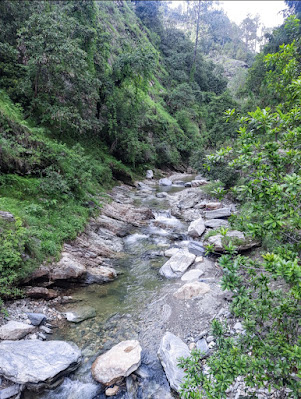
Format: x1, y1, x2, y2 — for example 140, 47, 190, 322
0, 173, 260, 399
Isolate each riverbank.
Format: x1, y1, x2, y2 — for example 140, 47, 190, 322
0, 172, 263, 399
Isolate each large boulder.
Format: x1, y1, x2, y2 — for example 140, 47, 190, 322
159, 178, 172, 186
158, 332, 190, 392
173, 282, 210, 300
159, 251, 196, 278
188, 217, 205, 238
85, 265, 117, 284
0, 340, 81, 389
204, 207, 232, 219
92, 340, 142, 386
0, 321, 34, 341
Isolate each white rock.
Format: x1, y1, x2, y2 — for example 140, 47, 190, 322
146, 170, 154, 179
0, 321, 35, 340
159, 178, 172, 186
159, 251, 196, 278
181, 269, 203, 282
173, 282, 210, 300
158, 332, 190, 392
92, 340, 142, 386
188, 217, 205, 237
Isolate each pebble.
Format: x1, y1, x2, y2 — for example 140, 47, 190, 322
208, 341, 216, 349
206, 335, 214, 343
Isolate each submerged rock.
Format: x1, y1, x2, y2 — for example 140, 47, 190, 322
0, 321, 34, 341
173, 282, 210, 300
158, 332, 190, 392
91, 340, 142, 386
159, 251, 196, 278
0, 340, 81, 389
64, 306, 96, 323
188, 217, 205, 238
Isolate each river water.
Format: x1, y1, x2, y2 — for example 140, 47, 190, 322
24, 176, 215, 399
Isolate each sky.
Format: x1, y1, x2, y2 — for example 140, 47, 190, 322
169, 1, 288, 29
220, 1, 287, 28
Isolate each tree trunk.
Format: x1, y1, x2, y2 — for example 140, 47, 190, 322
190, 0, 202, 80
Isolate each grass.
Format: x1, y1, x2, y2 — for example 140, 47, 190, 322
0, 90, 134, 297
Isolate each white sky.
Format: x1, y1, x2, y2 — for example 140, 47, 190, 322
220, 1, 287, 28
169, 1, 288, 29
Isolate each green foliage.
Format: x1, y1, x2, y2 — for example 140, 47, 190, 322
181, 19, 301, 398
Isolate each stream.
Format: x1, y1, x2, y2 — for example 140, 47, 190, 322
23, 176, 225, 399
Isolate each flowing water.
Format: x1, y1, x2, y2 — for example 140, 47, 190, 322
24, 177, 208, 399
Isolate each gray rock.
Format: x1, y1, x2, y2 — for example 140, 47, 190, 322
159, 251, 196, 278
64, 306, 96, 323
0, 340, 81, 388
188, 217, 205, 238
0, 383, 21, 399
181, 269, 203, 282
159, 178, 172, 186
205, 230, 259, 253
0, 211, 15, 222
173, 282, 210, 300
26, 313, 47, 326
50, 254, 86, 282
204, 207, 232, 219
188, 241, 205, 256
146, 170, 154, 179
156, 192, 168, 198
158, 332, 190, 392
196, 338, 209, 357
96, 215, 132, 237
25, 287, 59, 300
39, 326, 52, 334
0, 321, 35, 341
204, 219, 228, 228
184, 182, 191, 187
